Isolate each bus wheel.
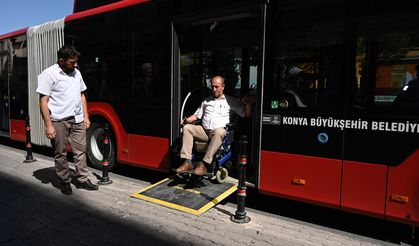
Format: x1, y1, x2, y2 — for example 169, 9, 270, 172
215, 167, 228, 184
86, 122, 117, 170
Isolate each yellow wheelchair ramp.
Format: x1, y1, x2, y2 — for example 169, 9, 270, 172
131, 177, 236, 215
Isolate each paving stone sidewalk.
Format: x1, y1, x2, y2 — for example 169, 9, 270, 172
0, 144, 396, 246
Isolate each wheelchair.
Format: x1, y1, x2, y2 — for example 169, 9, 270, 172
177, 122, 235, 184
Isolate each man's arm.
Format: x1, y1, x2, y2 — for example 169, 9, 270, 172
39, 95, 56, 139
181, 114, 198, 125
81, 92, 90, 129
181, 100, 203, 125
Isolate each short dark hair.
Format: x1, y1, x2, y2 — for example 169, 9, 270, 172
57, 45, 80, 60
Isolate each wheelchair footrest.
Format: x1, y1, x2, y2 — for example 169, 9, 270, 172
175, 170, 213, 178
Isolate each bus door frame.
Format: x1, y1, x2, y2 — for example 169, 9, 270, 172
170, 4, 267, 187
0, 50, 11, 135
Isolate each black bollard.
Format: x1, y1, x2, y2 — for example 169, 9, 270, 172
23, 116, 36, 163
231, 135, 251, 223
98, 123, 112, 185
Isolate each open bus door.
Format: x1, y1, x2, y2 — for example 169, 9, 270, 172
0, 47, 10, 136
0, 35, 28, 139
171, 4, 266, 185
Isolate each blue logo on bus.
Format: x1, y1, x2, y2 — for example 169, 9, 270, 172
317, 132, 329, 144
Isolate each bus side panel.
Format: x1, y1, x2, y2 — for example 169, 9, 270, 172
386, 150, 419, 225
128, 135, 169, 171
9, 119, 26, 142
88, 102, 169, 171
341, 161, 387, 217
259, 151, 341, 207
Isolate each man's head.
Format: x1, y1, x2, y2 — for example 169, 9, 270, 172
211, 75, 225, 99
142, 63, 152, 76
57, 46, 80, 74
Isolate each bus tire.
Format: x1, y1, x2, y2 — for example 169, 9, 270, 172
86, 122, 117, 170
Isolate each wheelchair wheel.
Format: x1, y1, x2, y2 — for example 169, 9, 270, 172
215, 167, 228, 184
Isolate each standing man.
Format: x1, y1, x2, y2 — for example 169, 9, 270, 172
176, 75, 253, 175
36, 45, 98, 195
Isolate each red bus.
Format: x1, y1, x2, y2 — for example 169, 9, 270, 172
1, 0, 419, 230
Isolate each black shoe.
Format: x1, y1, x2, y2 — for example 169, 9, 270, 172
60, 182, 72, 195
77, 179, 99, 190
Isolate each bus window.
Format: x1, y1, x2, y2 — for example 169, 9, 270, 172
249, 65, 257, 89
268, 1, 345, 113
354, 6, 419, 115
66, 11, 132, 104
262, 1, 345, 159
344, 3, 419, 165
66, 1, 171, 137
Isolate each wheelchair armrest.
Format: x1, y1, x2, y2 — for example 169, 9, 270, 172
191, 119, 202, 125
225, 123, 236, 131
181, 118, 201, 127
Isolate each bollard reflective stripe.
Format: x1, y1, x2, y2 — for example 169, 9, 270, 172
237, 189, 246, 196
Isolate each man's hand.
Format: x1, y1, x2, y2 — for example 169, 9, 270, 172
180, 118, 186, 126
81, 92, 90, 129
180, 115, 198, 126
45, 125, 56, 139
180, 117, 189, 127
83, 117, 91, 129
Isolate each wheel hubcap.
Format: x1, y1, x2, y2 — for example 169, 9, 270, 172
90, 128, 112, 162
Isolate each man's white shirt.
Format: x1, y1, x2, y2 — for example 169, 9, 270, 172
194, 94, 245, 130
36, 64, 87, 123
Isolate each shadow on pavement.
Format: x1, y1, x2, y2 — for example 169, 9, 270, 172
33, 167, 61, 189
234, 189, 417, 245
0, 171, 180, 245
213, 206, 234, 217
33, 167, 86, 192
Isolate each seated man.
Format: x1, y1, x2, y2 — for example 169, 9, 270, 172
176, 75, 253, 176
